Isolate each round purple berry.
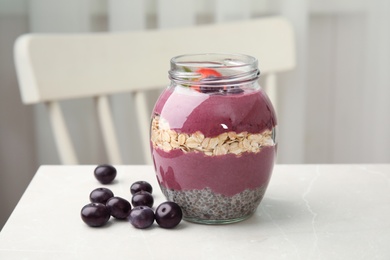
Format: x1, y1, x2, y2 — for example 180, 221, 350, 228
89, 187, 114, 204
128, 206, 155, 229
106, 196, 132, 219
131, 191, 154, 208
130, 181, 153, 195
81, 203, 110, 227
94, 164, 117, 184
155, 201, 183, 229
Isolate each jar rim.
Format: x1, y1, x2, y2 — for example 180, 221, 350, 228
171, 53, 258, 69
169, 53, 260, 87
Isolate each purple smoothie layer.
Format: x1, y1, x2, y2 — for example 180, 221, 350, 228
153, 86, 276, 137
153, 146, 276, 196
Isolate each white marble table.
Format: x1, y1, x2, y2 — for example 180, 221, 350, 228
0, 164, 389, 259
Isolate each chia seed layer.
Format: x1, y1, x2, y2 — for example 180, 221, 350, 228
160, 185, 267, 221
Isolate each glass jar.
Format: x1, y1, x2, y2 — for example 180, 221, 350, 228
150, 53, 277, 224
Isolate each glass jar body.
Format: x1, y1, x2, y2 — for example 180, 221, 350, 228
150, 54, 277, 224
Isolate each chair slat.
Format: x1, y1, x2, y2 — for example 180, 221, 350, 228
95, 95, 123, 164
29, 0, 91, 32
264, 73, 278, 114
133, 92, 153, 164
108, 0, 146, 31
215, 0, 251, 22
157, 0, 196, 28
47, 102, 78, 164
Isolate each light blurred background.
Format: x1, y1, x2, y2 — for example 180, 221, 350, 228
1, 0, 389, 230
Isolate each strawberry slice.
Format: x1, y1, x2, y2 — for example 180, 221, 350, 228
191, 68, 222, 92
196, 68, 222, 79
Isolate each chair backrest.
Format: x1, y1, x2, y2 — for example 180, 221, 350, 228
14, 16, 295, 165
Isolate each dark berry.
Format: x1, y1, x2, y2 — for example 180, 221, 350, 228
106, 197, 131, 219
225, 87, 244, 94
128, 206, 155, 229
81, 203, 110, 227
199, 86, 223, 93
89, 187, 114, 204
94, 164, 117, 184
130, 181, 153, 195
199, 86, 244, 94
131, 191, 154, 208
155, 201, 183, 229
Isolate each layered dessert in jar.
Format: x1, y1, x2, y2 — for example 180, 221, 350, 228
150, 54, 277, 224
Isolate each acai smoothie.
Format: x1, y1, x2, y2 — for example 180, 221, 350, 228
150, 54, 277, 224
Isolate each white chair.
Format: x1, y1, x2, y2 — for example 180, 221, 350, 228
14, 16, 295, 165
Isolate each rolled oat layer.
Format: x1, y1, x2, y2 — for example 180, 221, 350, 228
151, 115, 274, 156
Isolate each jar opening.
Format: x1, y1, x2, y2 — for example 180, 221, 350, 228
169, 53, 260, 87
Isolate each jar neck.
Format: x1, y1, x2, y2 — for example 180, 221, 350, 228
169, 53, 260, 87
